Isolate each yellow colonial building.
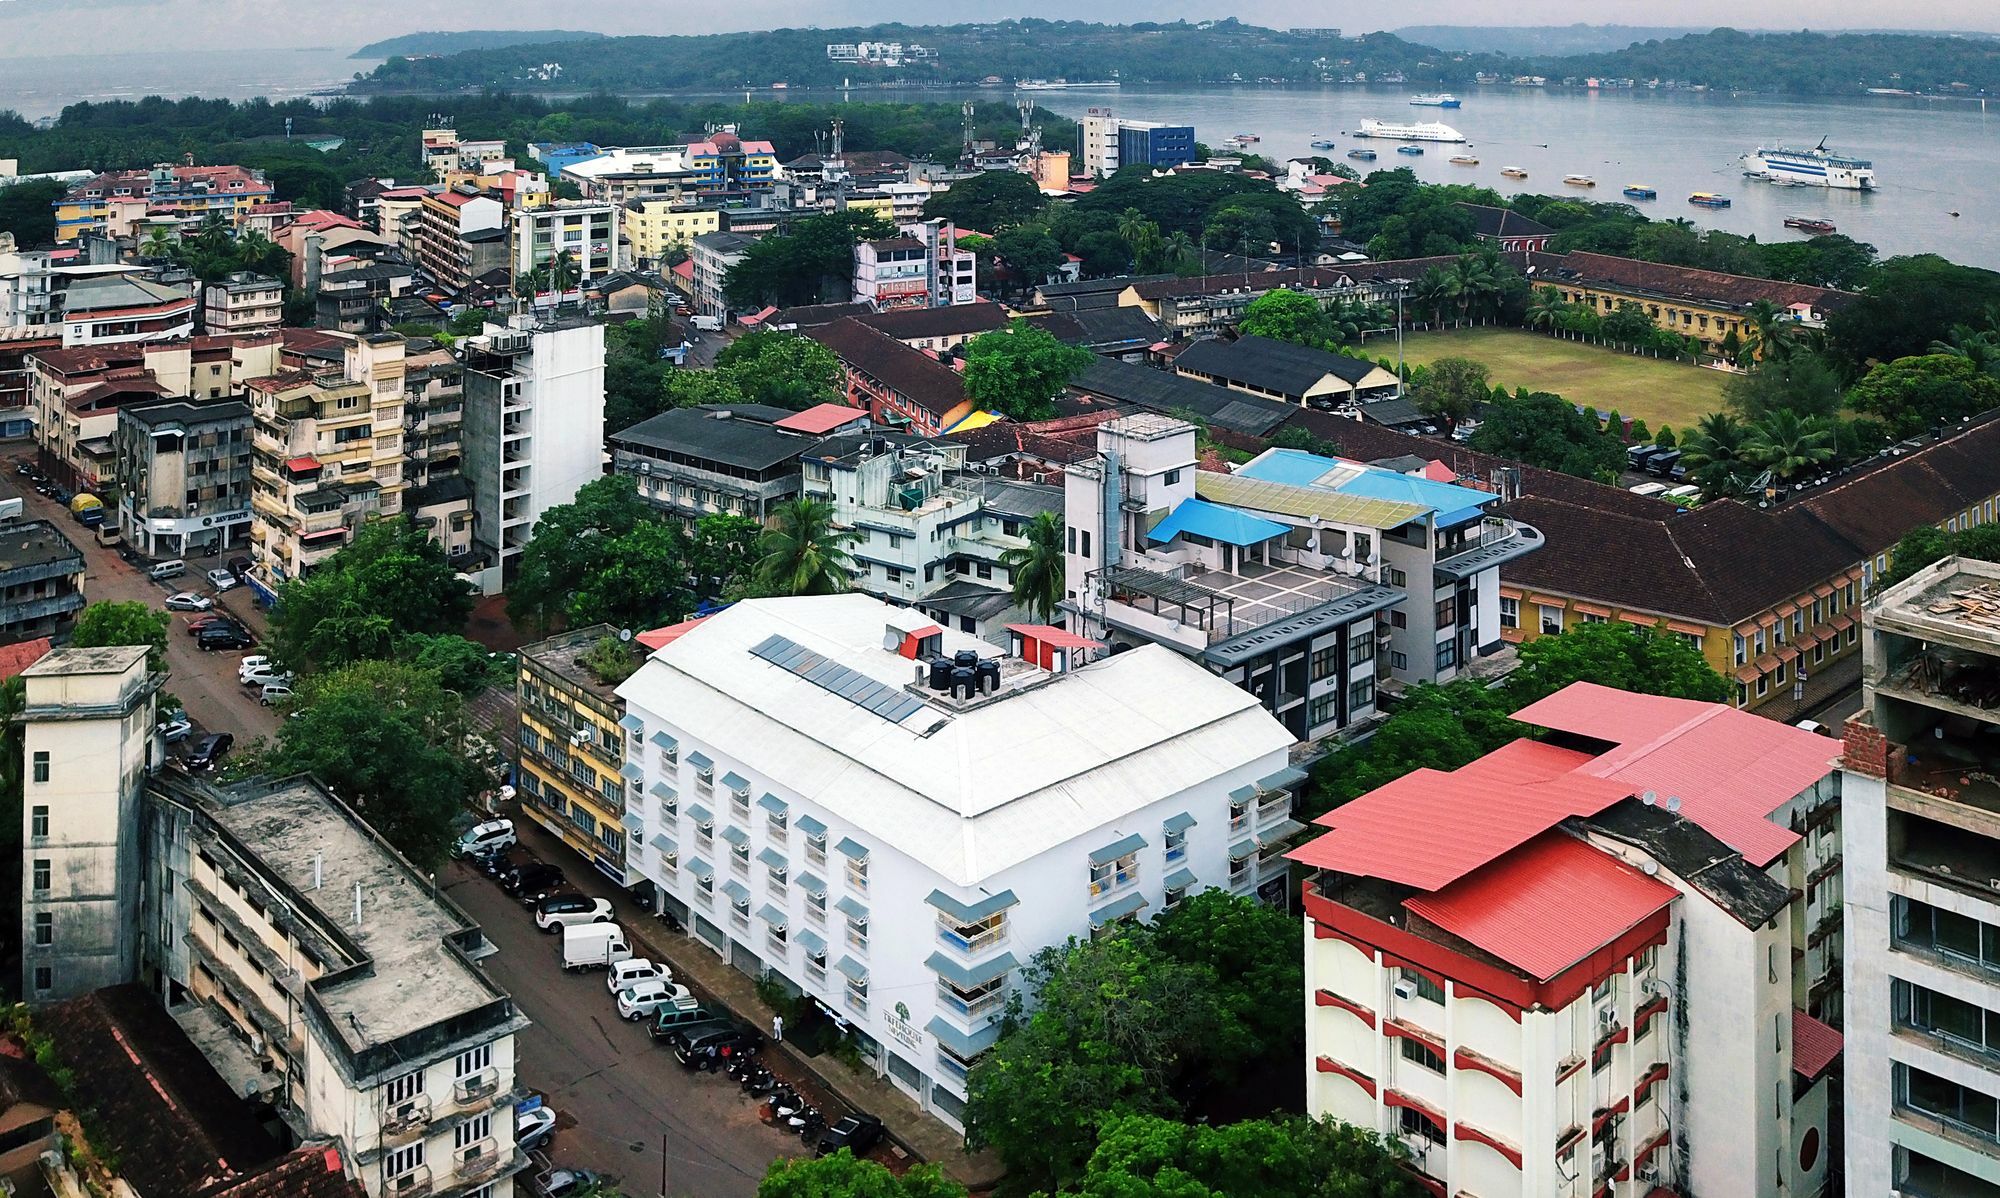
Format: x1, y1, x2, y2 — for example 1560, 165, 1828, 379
1526, 249, 1856, 357
516, 626, 639, 884
622, 201, 721, 267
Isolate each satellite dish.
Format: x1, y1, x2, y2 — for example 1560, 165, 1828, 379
619, 628, 634, 642
1641, 790, 1657, 806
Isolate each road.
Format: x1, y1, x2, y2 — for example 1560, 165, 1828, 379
443, 860, 793, 1198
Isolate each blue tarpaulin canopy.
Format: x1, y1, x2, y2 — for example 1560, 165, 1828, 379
1146, 498, 1290, 548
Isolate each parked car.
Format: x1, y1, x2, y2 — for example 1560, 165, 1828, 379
198, 626, 256, 652
515, 1106, 557, 1153
672, 1026, 761, 1070
815, 1113, 886, 1158
649, 1007, 722, 1041
207, 567, 239, 592
506, 862, 567, 903
480, 847, 533, 878
164, 592, 213, 612
258, 683, 293, 706
187, 613, 236, 635
237, 654, 271, 679
242, 668, 293, 690
534, 895, 613, 931
155, 714, 193, 743
615, 979, 697, 1022
185, 732, 234, 771
226, 555, 253, 580
454, 819, 517, 858
540, 1169, 603, 1198
607, 959, 669, 994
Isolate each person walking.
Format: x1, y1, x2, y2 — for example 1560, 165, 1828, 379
772, 1013, 784, 1042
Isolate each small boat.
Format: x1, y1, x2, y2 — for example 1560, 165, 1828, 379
1622, 184, 1657, 200
1501, 167, 1528, 179
1689, 192, 1732, 208
1347, 148, 1377, 161
1310, 138, 1336, 149
1563, 174, 1596, 187
1397, 144, 1424, 155
1235, 132, 1261, 143
1410, 93, 1462, 107
1449, 154, 1479, 166
1784, 215, 1837, 234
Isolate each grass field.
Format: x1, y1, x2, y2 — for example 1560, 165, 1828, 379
1395, 327, 1730, 434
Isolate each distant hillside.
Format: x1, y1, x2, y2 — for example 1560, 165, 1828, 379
1546, 28, 2000, 94
1394, 24, 1698, 56
353, 29, 604, 60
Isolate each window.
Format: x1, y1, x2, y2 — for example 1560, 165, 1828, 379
1089, 853, 1139, 897
1540, 605, 1563, 635
1398, 1106, 1444, 1145
1793, 610, 1805, 636
1400, 968, 1445, 1003
454, 1044, 493, 1078
1592, 976, 1615, 1005
385, 1069, 424, 1105
1895, 896, 2000, 974
1308, 695, 1335, 727
1163, 824, 1187, 863
32, 967, 51, 993
1349, 637, 1375, 667
1079, 530, 1090, 559
1310, 646, 1337, 680
32, 912, 51, 947
1500, 597, 1519, 629
1435, 640, 1458, 671
1163, 468, 1181, 486
1390, 651, 1407, 670
846, 914, 869, 953
31, 752, 48, 783
1734, 634, 1747, 666
385, 1144, 425, 1182
1898, 1062, 2000, 1141
1348, 676, 1375, 710
1896, 979, 1999, 1055
1756, 673, 1769, 697
1755, 628, 1767, 655
455, 1113, 492, 1151
1400, 1037, 1445, 1073
1435, 597, 1456, 628
31, 859, 49, 893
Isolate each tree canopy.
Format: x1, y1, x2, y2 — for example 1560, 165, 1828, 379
267, 520, 472, 673
921, 169, 1047, 233
724, 210, 895, 309
69, 601, 170, 673
759, 1152, 965, 1198
1829, 255, 2000, 368
1409, 356, 1489, 432
1846, 353, 2000, 439
711, 331, 846, 410
1468, 389, 1625, 480
1058, 1114, 1421, 1198
962, 320, 1092, 422
1238, 288, 1336, 350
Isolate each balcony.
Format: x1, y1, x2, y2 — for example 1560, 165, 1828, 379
387, 1166, 432, 1198
1434, 517, 1544, 581
1889, 808, 2000, 905
453, 1067, 500, 1107
454, 1139, 504, 1181
380, 1095, 432, 1144
936, 918, 1007, 956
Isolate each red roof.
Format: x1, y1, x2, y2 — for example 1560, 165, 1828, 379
637, 616, 707, 650
1792, 1009, 1842, 1080
1514, 682, 1834, 867
1405, 832, 1678, 981
773, 403, 868, 435
1006, 624, 1104, 651
672, 260, 695, 281
0, 638, 52, 681
284, 456, 321, 472
1289, 747, 1632, 891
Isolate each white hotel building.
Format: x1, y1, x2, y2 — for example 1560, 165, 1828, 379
615, 594, 1300, 1129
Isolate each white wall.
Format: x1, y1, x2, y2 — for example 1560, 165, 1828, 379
522, 322, 607, 532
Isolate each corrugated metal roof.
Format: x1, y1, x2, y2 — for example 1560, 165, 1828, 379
1792, 1009, 1842, 1080
1195, 472, 1428, 531
1405, 832, 1677, 981
1147, 498, 1290, 548
1513, 682, 1832, 867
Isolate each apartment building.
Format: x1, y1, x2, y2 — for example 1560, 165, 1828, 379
420, 128, 508, 176
200, 271, 284, 335
1841, 556, 2000, 1197
458, 316, 606, 589
690, 231, 756, 319
611, 404, 824, 526
1295, 681, 1841, 1198
112, 399, 254, 556
0, 233, 55, 331
516, 626, 638, 885
412, 188, 506, 294
0, 522, 85, 639
1066, 418, 1541, 740
852, 220, 976, 311
510, 202, 620, 299
622, 201, 721, 267
246, 334, 409, 588
53, 164, 274, 244
1078, 108, 1197, 176
562, 147, 705, 207
616, 595, 1298, 1130
57, 273, 196, 347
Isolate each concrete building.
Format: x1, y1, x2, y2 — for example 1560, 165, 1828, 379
1066, 419, 1541, 739
201, 271, 284, 335
806, 317, 976, 437
413, 188, 505, 294
611, 403, 823, 526
315, 262, 419, 334
516, 626, 639, 885
1841, 555, 2000, 1197
0, 233, 55, 332
615, 595, 1297, 1130
622, 201, 721, 267
562, 147, 704, 207
1078, 108, 1196, 176
112, 398, 255, 556
0, 521, 84, 639
1528, 250, 1854, 360
57, 273, 196, 347
459, 316, 606, 588
53, 164, 273, 244
1294, 681, 1842, 1198
852, 220, 975, 311
510, 201, 620, 300
690, 231, 756, 319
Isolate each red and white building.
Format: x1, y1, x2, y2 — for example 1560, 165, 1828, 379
1295, 682, 1842, 1198
852, 219, 976, 311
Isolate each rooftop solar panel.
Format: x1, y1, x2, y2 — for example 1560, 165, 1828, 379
750, 633, 928, 726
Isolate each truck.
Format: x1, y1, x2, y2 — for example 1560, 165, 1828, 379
68, 493, 104, 528
559, 921, 632, 973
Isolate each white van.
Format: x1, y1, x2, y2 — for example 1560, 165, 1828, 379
690, 314, 723, 332
1663, 484, 1703, 502
454, 818, 517, 859
1627, 482, 1670, 498
147, 559, 187, 581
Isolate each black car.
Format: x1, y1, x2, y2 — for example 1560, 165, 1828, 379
815, 1113, 886, 1158
197, 625, 256, 652
476, 846, 531, 878
226, 555, 253, 580
673, 1026, 761, 1070
186, 732, 234, 771
649, 1007, 723, 1042
504, 862, 566, 901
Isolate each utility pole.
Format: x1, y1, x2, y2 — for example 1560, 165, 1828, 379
659, 1130, 669, 1198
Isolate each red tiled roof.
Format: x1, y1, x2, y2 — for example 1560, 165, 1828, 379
1530, 250, 1856, 313
1406, 832, 1678, 981
807, 318, 968, 417
1792, 1009, 1842, 1080
1513, 682, 1834, 867
773, 403, 869, 435
0, 638, 52, 681
672, 259, 695, 281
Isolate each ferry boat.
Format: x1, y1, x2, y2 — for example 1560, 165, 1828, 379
1500, 167, 1528, 179
1449, 154, 1479, 166
1310, 137, 1337, 149
1348, 148, 1378, 161
1014, 79, 1120, 91
1410, 93, 1462, 107
1354, 118, 1466, 143
1563, 174, 1596, 187
1784, 215, 1838, 234
1235, 133, 1261, 143
1739, 138, 1875, 190
1622, 184, 1657, 200
1689, 192, 1732, 208
1397, 145, 1424, 155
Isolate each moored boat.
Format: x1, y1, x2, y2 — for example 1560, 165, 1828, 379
1449, 154, 1479, 165
1347, 148, 1377, 161
1622, 184, 1657, 200
1410, 93, 1462, 107
1501, 167, 1527, 179
1355, 118, 1466, 143
1563, 174, 1596, 187
1397, 144, 1424, 155
1310, 137, 1336, 149
1689, 192, 1732, 208
1784, 215, 1837, 234
1740, 137, 1874, 190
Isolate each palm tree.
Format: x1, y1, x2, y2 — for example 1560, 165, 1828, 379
1930, 324, 2000, 378
1526, 286, 1568, 333
1451, 255, 1495, 327
1000, 512, 1066, 623
1681, 412, 1751, 494
1163, 230, 1197, 273
1739, 298, 1795, 363
753, 497, 863, 597
548, 250, 583, 298
1410, 267, 1455, 331
140, 227, 177, 261
1745, 410, 1836, 481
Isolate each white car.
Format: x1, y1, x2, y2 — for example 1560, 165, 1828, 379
516, 1105, 556, 1153
242, 668, 294, 690
454, 818, 517, 858
237, 654, 271, 680
164, 592, 213, 612
615, 979, 696, 1022
207, 567, 239, 592
534, 895, 613, 931
607, 959, 670, 994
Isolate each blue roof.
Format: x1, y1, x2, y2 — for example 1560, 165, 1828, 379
1146, 498, 1290, 548
1236, 448, 1495, 527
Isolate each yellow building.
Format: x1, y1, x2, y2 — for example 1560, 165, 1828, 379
621, 201, 720, 266
1526, 249, 1856, 357
1034, 151, 1072, 192
54, 164, 274, 244
515, 626, 639, 883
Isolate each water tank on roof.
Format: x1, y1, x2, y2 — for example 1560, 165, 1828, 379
976, 658, 1001, 694
953, 649, 979, 670
928, 658, 954, 691
950, 666, 977, 699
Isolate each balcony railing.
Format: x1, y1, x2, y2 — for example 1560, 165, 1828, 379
936, 919, 1007, 955
936, 981, 1008, 1019
380, 1095, 432, 1141
452, 1067, 499, 1106
386, 1166, 432, 1198
455, 1139, 503, 1180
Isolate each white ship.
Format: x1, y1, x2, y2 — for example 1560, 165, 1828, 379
1014, 79, 1120, 91
1354, 118, 1465, 143
1409, 93, 1461, 107
1739, 138, 1875, 190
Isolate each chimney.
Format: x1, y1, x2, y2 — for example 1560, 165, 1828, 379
353, 882, 363, 926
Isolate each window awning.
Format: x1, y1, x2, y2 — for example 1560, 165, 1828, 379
796, 928, 826, 954
925, 950, 1018, 989
835, 837, 869, 860
796, 814, 828, 838
836, 896, 869, 922
1088, 833, 1147, 867
620, 762, 644, 781
686, 804, 712, 824
650, 782, 677, 801
1089, 891, 1148, 927
685, 751, 713, 770
835, 955, 868, 983
720, 771, 749, 792
1229, 838, 1258, 860
1257, 818, 1307, 846
758, 793, 788, 816
722, 879, 751, 904
757, 847, 787, 871
759, 903, 788, 928
686, 857, 714, 879
651, 833, 676, 856
799, 872, 827, 897
925, 888, 1019, 923
1230, 784, 1259, 803
619, 714, 645, 733
926, 1014, 1002, 1058
1258, 765, 1309, 791
720, 825, 749, 846
621, 813, 644, 834
1163, 867, 1197, 891
1146, 498, 1289, 548
1162, 812, 1197, 835
650, 731, 678, 751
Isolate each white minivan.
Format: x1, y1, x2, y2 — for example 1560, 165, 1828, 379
454, 818, 517, 859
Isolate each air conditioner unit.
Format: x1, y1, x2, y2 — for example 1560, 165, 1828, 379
392, 1099, 421, 1124
248, 1033, 266, 1056
1638, 1162, 1660, 1184
1597, 1006, 1619, 1031
1392, 979, 1419, 1001
570, 727, 594, 746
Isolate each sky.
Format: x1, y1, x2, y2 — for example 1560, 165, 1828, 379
0, 0, 1994, 56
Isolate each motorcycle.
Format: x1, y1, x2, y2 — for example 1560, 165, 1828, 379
796, 1108, 825, 1141
742, 1067, 776, 1096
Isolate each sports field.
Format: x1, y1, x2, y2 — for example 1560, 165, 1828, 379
1396, 327, 1730, 434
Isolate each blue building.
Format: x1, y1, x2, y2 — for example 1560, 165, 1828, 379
529, 142, 607, 177
1116, 124, 1197, 170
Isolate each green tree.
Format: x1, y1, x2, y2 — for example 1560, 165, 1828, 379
1409, 265, 1458, 329
1150, 889, 1301, 1052
760, 1152, 965, 1198
1744, 409, 1838, 481
713, 331, 845, 410
1409, 356, 1489, 433
0, 179, 67, 247
1679, 411, 1753, 495
999, 511, 1065, 623
1508, 621, 1731, 708
724, 210, 895, 309
686, 513, 763, 600
1847, 353, 2000, 439
0, 678, 24, 854
509, 476, 653, 628
69, 600, 171, 673
404, 633, 503, 695
1468, 390, 1625, 480
753, 497, 862, 597
1655, 424, 1677, 449
1067, 1114, 1420, 1198
1722, 350, 1845, 422
1307, 680, 1518, 813
1239, 288, 1335, 349
1879, 525, 1955, 590
963, 319, 1092, 422
568, 520, 695, 630
601, 311, 679, 435
994, 224, 1064, 294
1739, 298, 1796, 362
1525, 285, 1569, 332
921, 169, 1047, 232
268, 521, 472, 673
1830, 255, 2000, 368
661, 368, 751, 411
